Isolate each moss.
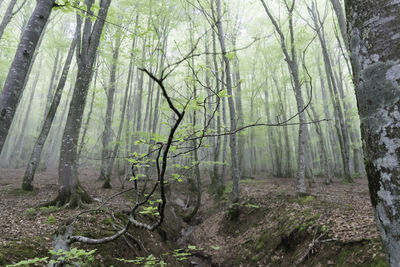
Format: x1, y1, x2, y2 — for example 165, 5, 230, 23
300, 195, 315, 205
291, 195, 316, 205
23, 208, 37, 219
44, 215, 57, 224
0, 236, 48, 265
334, 239, 388, 267
0, 252, 5, 265
373, 256, 388, 267
7, 188, 37, 197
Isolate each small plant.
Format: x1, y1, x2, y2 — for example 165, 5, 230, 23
39, 204, 60, 215
23, 208, 37, 219
117, 254, 166, 267
211, 245, 220, 251
245, 203, 260, 209
44, 215, 56, 225
7, 248, 96, 266
6, 256, 49, 266
172, 249, 191, 261
49, 248, 96, 265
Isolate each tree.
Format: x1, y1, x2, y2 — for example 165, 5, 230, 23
98, 30, 122, 188
21, 31, 77, 191
214, 0, 240, 204
55, 0, 111, 207
0, 0, 55, 154
346, 0, 400, 265
0, 0, 28, 41
260, 0, 307, 193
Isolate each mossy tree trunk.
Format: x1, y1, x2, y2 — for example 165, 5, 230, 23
346, 0, 400, 265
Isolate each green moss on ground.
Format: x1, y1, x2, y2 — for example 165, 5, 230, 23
7, 188, 37, 197
0, 236, 48, 265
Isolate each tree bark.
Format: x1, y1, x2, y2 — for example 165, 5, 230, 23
346, 0, 400, 264
56, 0, 111, 207
0, 0, 55, 154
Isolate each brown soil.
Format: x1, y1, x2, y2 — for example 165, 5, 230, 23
0, 168, 387, 266
188, 175, 385, 266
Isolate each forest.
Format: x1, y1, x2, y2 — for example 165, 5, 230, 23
0, 0, 399, 266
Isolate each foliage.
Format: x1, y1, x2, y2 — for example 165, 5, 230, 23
39, 204, 60, 215
23, 208, 36, 219
44, 215, 56, 225
116, 254, 166, 267
5, 248, 96, 267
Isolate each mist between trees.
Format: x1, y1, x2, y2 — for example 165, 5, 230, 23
0, 0, 399, 265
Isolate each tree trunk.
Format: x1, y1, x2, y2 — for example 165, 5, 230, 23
56, 0, 111, 207
211, 29, 224, 197
261, 0, 306, 193
329, 0, 349, 51
22, 35, 77, 191
0, 0, 54, 154
99, 34, 122, 188
215, 0, 240, 204
0, 0, 27, 41
346, 0, 400, 264
309, 3, 352, 182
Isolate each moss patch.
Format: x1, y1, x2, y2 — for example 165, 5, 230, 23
7, 188, 37, 197
0, 236, 48, 265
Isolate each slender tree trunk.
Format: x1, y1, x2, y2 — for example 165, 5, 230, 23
42, 48, 61, 122
211, 29, 224, 197
0, 0, 55, 154
329, 0, 349, 51
99, 34, 121, 187
318, 61, 339, 174
261, 0, 306, 193
13, 59, 42, 166
215, 0, 240, 203
0, 0, 27, 41
22, 35, 76, 191
232, 40, 245, 178
309, 4, 352, 182
263, 88, 279, 176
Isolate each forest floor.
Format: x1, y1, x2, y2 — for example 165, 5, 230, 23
0, 168, 387, 266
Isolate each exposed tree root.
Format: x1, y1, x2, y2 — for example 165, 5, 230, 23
40, 184, 92, 208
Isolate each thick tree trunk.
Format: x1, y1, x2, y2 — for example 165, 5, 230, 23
22, 35, 76, 191
56, 0, 111, 207
346, 0, 400, 265
0, 0, 54, 154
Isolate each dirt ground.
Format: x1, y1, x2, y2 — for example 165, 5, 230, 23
0, 168, 133, 244
189, 174, 383, 266
0, 168, 385, 266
